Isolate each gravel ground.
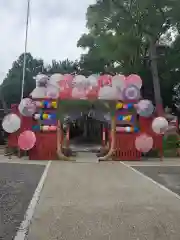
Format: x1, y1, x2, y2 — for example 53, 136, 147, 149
133, 166, 180, 196
0, 163, 45, 240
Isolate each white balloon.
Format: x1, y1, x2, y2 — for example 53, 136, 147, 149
30, 87, 47, 98
112, 75, 126, 91
46, 85, 59, 99
152, 117, 169, 134
18, 98, 36, 117
2, 114, 21, 133
35, 74, 49, 87
49, 74, 63, 87
98, 86, 120, 100
87, 75, 98, 87
73, 75, 87, 87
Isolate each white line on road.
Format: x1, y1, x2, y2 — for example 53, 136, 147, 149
120, 161, 180, 201
14, 161, 52, 240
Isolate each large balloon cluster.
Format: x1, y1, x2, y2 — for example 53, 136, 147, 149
30, 73, 144, 101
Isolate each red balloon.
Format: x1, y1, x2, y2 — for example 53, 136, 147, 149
18, 131, 36, 151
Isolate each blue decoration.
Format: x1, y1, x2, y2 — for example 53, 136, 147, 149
43, 100, 49, 108
128, 103, 133, 109
117, 115, 123, 121
49, 113, 57, 120
134, 127, 139, 133
32, 125, 40, 131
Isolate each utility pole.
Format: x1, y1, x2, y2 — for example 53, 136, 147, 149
21, 0, 31, 100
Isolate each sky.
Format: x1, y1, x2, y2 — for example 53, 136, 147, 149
0, 0, 95, 82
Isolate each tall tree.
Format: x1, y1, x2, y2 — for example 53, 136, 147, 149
1, 53, 44, 106
78, 0, 180, 110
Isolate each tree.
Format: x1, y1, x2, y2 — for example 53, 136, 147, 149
47, 59, 79, 75
0, 54, 80, 107
78, 0, 180, 110
1, 53, 44, 106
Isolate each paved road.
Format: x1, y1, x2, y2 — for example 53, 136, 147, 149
28, 162, 180, 240
133, 166, 180, 196
0, 163, 45, 240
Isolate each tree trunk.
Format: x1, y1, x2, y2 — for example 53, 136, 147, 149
149, 38, 163, 116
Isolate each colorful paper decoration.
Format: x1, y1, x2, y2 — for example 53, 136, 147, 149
116, 102, 134, 110
2, 114, 21, 133
51, 101, 57, 109
152, 117, 168, 134
136, 100, 154, 117
18, 98, 36, 117
34, 114, 41, 120
117, 115, 133, 122
32, 125, 57, 132
32, 125, 41, 131
116, 126, 139, 133
18, 131, 36, 150
35, 100, 57, 109
135, 134, 153, 153
122, 85, 140, 101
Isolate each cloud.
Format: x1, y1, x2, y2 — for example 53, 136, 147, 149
0, 0, 95, 82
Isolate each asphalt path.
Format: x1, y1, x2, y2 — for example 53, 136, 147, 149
0, 163, 45, 240
133, 166, 180, 196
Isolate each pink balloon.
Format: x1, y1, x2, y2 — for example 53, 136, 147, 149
135, 134, 153, 153
18, 131, 36, 151
63, 74, 74, 85
72, 87, 87, 99
98, 75, 112, 88
126, 74, 142, 88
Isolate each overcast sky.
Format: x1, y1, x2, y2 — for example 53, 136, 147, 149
0, 0, 95, 82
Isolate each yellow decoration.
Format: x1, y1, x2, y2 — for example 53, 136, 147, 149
39, 102, 43, 108
116, 102, 123, 109
51, 101, 57, 109
43, 114, 49, 119
126, 115, 131, 121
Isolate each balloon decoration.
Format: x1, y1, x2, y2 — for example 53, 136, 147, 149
135, 134, 153, 153
18, 131, 36, 150
98, 75, 112, 87
2, 114, 21, 133
126, 74, 142, 89
98, 86, 119, 100
112, 75, 126, 90
152, 117, 169, 134
46, 85, 59, 99
18, 98, 36, 117
49, 73, 63, 87
35, 74, 49, 87
122, 85, 140, 101
136, 100, 154, 117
